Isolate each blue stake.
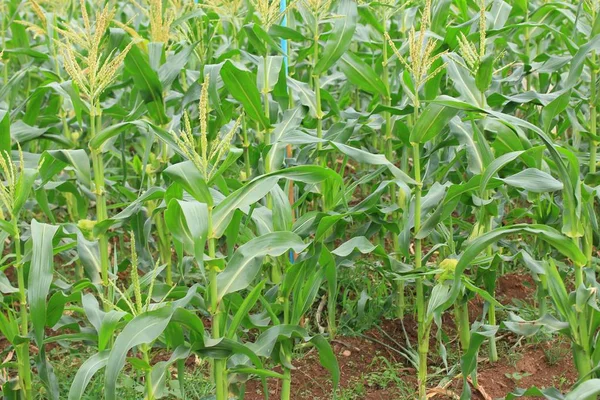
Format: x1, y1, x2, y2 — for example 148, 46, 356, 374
281, 0, 289, 75
280, 0, 295, 264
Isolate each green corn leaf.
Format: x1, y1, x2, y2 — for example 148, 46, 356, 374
313, 0, 357, 76
459, 325, 499, 399
13, 168, 36, 218
81, 294, 126, 352
433, 95, 584, 238
221, 60, 270, 129
0, 109, 9, 153
28, 220, 60, 348
226, 280, 266, 338
216, 233, 307, 300
410, 103, 458, 144
480, 150, 524, 195
165, 199, 209, 271
257, 56, 283, 93
439, 224, 587, 314
500, 168, 564, 193
68, 351, 110, 400
249, 325, 340, 389
40, 149, 91, 186
163, 161, 213, 206
158, 43, 197, 88
212, 166, 342, 238
148, 346, 191, 398
340, 52, 388, 97
104, 285, 198, 400
124, 44, 167, 124
104, 307, 173, 400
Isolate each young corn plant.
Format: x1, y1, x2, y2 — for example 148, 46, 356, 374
386, 1, 447, 396
453, 0, 502, 363
169, 76, 241, 400
58, 0, 133, 304
0, 148, 35, 399
164, 74, 340, 399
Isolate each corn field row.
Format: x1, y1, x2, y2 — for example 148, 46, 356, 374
0, 0, 599, 398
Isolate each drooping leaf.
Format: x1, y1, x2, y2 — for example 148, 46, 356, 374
410, 103, 458, 144
221, 60, 270, 129
217, 233, 307, 300
28, 220, 60, 348
313, 0, 357, 75
339, 52, 388, 97
501, 168, 564, 193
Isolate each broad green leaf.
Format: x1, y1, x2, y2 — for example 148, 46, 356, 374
459, 325, 498, 399
82, 294, 126, 351
28, 220, 60, 348
13, 168, 36, 217
104, 285, 198, 400
271, 185, 293, 231
165, 199, 209, 270
104, 307, 173, 400
410, 103, 458, 144
565, 34, 600, 89
163, 161, 213, 206
28, 220, 60, 399
565, 380, 600, 400
212, 166, 342, 238
445, 56, 484, 106
505, 385, 565, 399
94, 187, 165, 234
148, 346, 191, 398
88, 121, 147, 151
439, 224, 587, 313
158, 44, 197, 88
313, 0, 357, 75
287, 78, 317, 117
221, 61, 270, 129
450, 119, 484, 175
249, 325, 340, 389
0, 109, 9, 153
480, 150, 524, 195
0, 271, 18, 294
339, 52, 388, 97
257, 56, 283, 92
433, 95, 583, 238
475, 55, 494, 92
541, 90, 571, 132
76, 233, 101, 284
501, 168, 563, 193
68, 351, 110, 400
504, 313, 570, 337
226, 280, 266, 338
40, 149, 91, 186
331, 142, 415, 184
216, 233, 307, 300
544, 259, 578, 331
124, 43, 167, 124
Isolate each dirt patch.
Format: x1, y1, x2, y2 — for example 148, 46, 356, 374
496, 273, 536, 304
244, 335, 415, 399
466, 272, 537, 324
244, 317, 576, 400
475, 343, 576, 400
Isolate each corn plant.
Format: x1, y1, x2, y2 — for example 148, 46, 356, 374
0, 148, 35, 399
4, 0, 600, 399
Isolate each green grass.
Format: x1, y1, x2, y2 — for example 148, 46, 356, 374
31, 347, 213, 400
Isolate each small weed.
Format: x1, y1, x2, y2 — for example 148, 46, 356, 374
505, 371, 532, 383
543, 341, 570, 366
553, 374, 570, 390
337, 381, 366, 400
